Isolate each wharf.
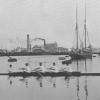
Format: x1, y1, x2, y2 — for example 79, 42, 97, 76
0, 52, 69, 56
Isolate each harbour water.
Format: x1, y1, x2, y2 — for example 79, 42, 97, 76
0, 55, 100, 100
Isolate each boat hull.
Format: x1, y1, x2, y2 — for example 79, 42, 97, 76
70, 52, 92, 60
62, 60, 72, 64
8, 58, 17, 62
8, 71, 81, 77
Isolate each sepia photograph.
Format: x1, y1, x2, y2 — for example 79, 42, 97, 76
0, 0, 100, 100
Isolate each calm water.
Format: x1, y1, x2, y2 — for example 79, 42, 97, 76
0, 55, 100, 100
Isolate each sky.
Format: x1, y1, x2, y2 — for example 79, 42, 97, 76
0, 0, 99, 50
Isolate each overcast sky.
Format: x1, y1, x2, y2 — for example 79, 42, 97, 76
0, 0, 99, 49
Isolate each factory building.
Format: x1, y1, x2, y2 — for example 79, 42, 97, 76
44, 42, 58, 53
14, 35, 68, 53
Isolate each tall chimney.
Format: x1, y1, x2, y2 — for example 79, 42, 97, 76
27, 34, 30, 52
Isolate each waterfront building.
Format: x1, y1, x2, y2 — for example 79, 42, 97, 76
44, 42, 58, 53
32, 45, 46, 53
57, 47, 68, 53
0, 49, 8, 53
11, 47, 27, 53
31, 42, 58, 53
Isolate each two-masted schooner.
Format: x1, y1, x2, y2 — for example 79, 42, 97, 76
70, 0, 92, 59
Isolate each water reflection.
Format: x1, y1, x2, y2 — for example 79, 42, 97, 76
84, 76, 88, 100
75, 59, 88, 100
76, 60, 80, 100
7, 59, 89, 90
64, 76, 70, 88
34, 76, 57, 88
77, 77, 80, 100
36, 76, 43, 87
8, 77, 13, 85
84, 60, 88, 100
0, 56, 100, 100
19, 78, 29, 88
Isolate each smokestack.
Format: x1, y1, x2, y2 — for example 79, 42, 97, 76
27, 34, 30, 52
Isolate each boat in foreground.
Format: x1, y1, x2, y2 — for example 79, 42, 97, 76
7, 71, 81, 77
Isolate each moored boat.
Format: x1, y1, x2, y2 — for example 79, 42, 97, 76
8, 57, 17, 62
58, 55, 72, 64
70, 0, 92, 60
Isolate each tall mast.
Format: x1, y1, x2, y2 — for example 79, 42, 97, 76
84, 0, 87, 49
76, 0, 79, 50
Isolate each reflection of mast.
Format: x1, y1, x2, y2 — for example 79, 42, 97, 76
76, 60, 79, 71
76, 71, 80, 100
76, 60, 80, 100
84, 77, 88, 100
84, 60, 88, 100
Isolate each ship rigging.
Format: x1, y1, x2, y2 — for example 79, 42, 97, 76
70, 0, 92, 59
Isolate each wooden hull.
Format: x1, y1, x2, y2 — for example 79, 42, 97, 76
1, 72, 100, 77
7, 71, 81, 77
70, 52, 92, 60
62, 60, 72, 64
8, 58, 17, 62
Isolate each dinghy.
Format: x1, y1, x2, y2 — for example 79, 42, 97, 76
8, 57, 17, 62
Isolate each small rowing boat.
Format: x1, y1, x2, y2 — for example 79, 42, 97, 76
8, 57, 17, 62
8, 58, 17, 62
58, 55, 72, 64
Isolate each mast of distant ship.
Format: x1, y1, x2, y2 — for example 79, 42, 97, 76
76, 1, 79, 50
84, 0, 87, 49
